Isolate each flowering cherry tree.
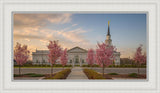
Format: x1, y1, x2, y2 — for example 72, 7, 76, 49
95, 43, 115, 77
86, 49, 95, 68
60, 48, 68, 69
14, 42, 30, 75
134, 45, 146, 75
47, 40, 62, 76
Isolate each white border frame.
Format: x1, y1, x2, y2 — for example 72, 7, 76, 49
0, 0, 160, 93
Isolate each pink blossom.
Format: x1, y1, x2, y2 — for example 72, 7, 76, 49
86, 49, 95, 66
47, 40, 62, 65
134, 45, 146, 64
14, 42, 30, 66
60, 48, 68, 67
95, 43, 115, 67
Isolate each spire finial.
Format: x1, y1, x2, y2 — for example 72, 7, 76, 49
108, 21, 110, 26
107, 21, 110, 36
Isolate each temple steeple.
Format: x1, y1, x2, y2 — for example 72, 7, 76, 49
105, 21, 112, 45
107, 21, 110, 36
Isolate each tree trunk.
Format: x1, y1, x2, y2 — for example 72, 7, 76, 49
102, 62, 105, 77
102, 66, 105, 77
138, 63, 140, 75
137, 63, 140, 77
51, 64, 53, 77
19, 65, 21, 76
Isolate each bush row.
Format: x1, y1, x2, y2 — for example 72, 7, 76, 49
108, 64, 146, 68
14, 64, 72, 67
82, 64, 146, 68
82, 64, 99, 67
83, 69, 105, 79
51, 69, 71, 79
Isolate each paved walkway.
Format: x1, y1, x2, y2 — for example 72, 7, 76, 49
66, 67, 88, 79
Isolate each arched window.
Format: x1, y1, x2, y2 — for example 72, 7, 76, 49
75, 55, 79, 63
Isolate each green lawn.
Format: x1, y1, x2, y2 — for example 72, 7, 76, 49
14, 66, 72, 68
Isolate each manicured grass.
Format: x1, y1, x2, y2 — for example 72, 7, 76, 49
83, 69, 105, 79
24, 73, 36, 75
108, 73, 119, 75
14, 74, 23, 77
128, 73, 138, 78
44, 69, 71, 79
14, 73, 45, 77
29, 74, 44, 77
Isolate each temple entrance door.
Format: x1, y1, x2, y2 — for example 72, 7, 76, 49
75, 55, 79, 66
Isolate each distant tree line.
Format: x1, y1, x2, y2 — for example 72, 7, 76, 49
120, 58, 146, 66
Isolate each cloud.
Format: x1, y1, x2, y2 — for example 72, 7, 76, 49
56, 28, 88, 43
24, 38, 30, 42
72, 24, 78, 26
13, 13, 96, 59
14, 14, 72, 29
14, 34, 44, 40
47, 14, 71, 24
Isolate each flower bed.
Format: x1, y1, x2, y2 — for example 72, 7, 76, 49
44, 69, 71, 79
83, 69, 105, 79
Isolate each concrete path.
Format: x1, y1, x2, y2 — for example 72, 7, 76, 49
66, 67, 88, 79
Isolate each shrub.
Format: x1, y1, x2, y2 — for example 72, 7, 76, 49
116, 65, 119, 67
64, 65, 72, 67
128, 73, 138, 78
92, 64, 99, 67
108, 65, 112, 67
82, 65, 87, 67
82, 64, 99, 67
83, 69, 105, 79
108, 73, 119, 75
75, 65, 80, 67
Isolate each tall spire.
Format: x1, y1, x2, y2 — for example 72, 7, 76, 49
107, 21, 110, 36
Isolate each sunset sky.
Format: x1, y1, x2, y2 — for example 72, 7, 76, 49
13, 13, 146, 59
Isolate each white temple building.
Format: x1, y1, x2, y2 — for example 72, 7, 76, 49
32, 21, 120, 66
32, 46, 88, 66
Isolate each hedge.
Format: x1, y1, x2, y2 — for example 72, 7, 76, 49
82, 64, 99, 67
108, 64, 146, 68
14, 64, 72, 67
83, 69, 105, 79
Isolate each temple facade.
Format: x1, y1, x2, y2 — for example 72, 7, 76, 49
32, 47, 88, 66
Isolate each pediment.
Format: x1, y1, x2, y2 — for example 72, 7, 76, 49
67, 46, 87, 53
